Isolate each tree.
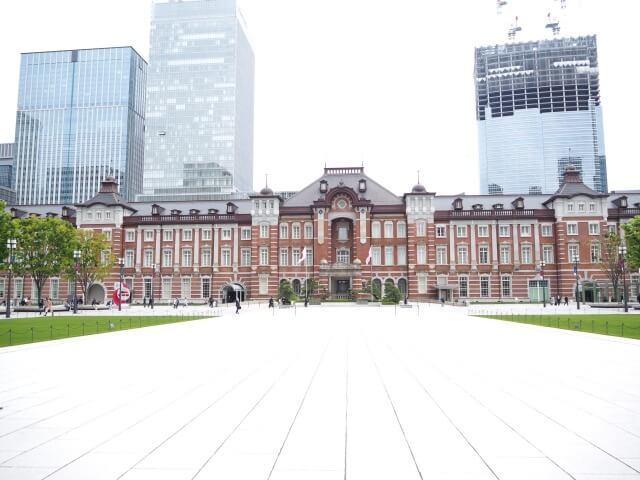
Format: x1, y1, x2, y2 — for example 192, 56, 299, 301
383, 279, 402, 304
301, 277, 319, 298
363, 279, 381, 300
278, 279, 297, 304
13, 216, 76, 301
0, 201, 16, 270
622, 215, 640, 271
599, 231, 623, 301
66, 229, 115, 300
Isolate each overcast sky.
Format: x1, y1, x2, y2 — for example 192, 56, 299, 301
0, 0, 636, 196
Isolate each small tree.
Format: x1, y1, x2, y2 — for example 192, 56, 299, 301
13, 216, 76, 301
383, 280, 402, 304
301, 277, 319, 298
363, 279, 381, 300
278, 279, 297, 304
622, 215, 640, 271
599, 231, 623, 301
66, 229, 115, 300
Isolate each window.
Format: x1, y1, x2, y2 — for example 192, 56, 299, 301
221, 248, 231, 266
260, 224, 269, 238
479, 245, 489, 264
163, 249, 173, 267
50, 278, 59, 299
292, 223, 301, 239
181, 277, 191, 298
241, 227, 252, 240
541, 224, 553, 237
568, 243, 580, 262
457, 245, 468, 264
478, 225, 489, 237
417, 244, 426, 264
567, 223, 578, 235
436, 225, 446, 238
292, 248, 301, 265
144, 278, 152, 299
103, 229, 112, 240
372, 221, 381, 238
202, 278, 211, 299
126, 230, 135, 242
280, 248, 288, 266
500, 245, 510, 264
144, 230, 154, 241
259, 275, 269, 295
372, 246, 382, 265
480, 276, 489, 297
457, 225, 467, 238
521, 245, 532, 264
337, 248, 350, 264
578, 202, 585, 212
589, 223, 600, 235
201, 248, 211, 267
162, 278, 172, 299
202, 229, 212, 241
221, 228, 232, 240
459, 276, 468, 297
280, 224, 288, 239
397, 246, 407, 265
163, 230, 173, 241
183, 229, 193, 241
105, 211, 112, 220
96, 211, 102, 221
501, 276, 511, 297
385, 246, 394, 265
436, 246, 447, 265
607, 225, 616, 235
125, 250, 135, 268
384, 222, 393, 238
416, 221, 426, 237
260, 247, 269, 265
520, 225, 531, 236
567, 203, 574, 212
241, 248, 251, 266
397, 222, 406, 238
499, 225, 509, 237
337, 226, 348, 241
589, 202, 596, 212
304, 223, 313, 239
14, 278, 23, 300
590, 243, 600, 263
417, 274, 427, 294
305, 247, 313, 265
182, 248, 192, 267
543, 245, 554, 264
144, 249, 153, 267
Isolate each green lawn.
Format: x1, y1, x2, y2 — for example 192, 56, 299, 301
476, 313, 640, 340
0, 314, 211, 348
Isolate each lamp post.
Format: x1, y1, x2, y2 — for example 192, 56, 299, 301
73, 250, 81, 314
5, 238, 16, 318
619, 244, 628, 313
572, 253, 580, 310
117, 257, 124, 312
151, 263, 157, 309
540, 260, 546, 307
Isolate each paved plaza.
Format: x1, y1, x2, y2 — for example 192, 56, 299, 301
0, 304, 639, 479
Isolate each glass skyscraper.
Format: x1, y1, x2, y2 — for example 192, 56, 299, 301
143, 0, 255, 199
475, 36, 608, 195
13, 47, 147, 205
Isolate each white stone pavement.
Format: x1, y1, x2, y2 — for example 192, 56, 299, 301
0, 304, 639, 479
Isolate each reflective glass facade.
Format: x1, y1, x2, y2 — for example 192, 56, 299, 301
475, 36, 608, 194
14, 48, 147, 205
0, 143, 13, 189
144, 0, 255, 198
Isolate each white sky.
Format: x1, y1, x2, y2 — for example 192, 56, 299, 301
0, 0, 637, 196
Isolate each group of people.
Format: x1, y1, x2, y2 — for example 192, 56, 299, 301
38, 297, 54, 316
551, 296, 570, 306
207, 296, 218, 308
142, 297, 155, 308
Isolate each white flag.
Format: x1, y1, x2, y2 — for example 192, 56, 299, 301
366, 247, 372, 265
298, 249, 306, 265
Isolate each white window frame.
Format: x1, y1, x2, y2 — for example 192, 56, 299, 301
260, 247, 269, 266
384, 221, 394, 239
241, 227, 252, 240
567, 223, 578, 236
456, 225, 468, 238
478, 245, 489, 264
280, 248, 289, 266
396, 222, 406, 238
163, 249, 173, 267
304, 223, 313, 239
201, 229, 212, 241
478, 225, 489, 238
541, 224, 553, 237
182, 248, 192, 267
416, 221, 426, 237
221, 228, 232, 240
457, 245, 468, 264
280, 224, 289, 239
520, 225, 531, 237
221, 248, 231, 266
384, 246, 394, 265
183, 229, 193, 241
125, 249, 135, 268
397, 245, 406, 265
436, 225, 446, 238
201, 248, 211, 267
589, 222, 600, 235
260, 224, 269, 239
126, 230, 135, 242
499, 225, 509, 237
543, 245, 554, 264
521, 244, 532, 264
436, 245, 447, 265
292, 223, 301, 240
241, 248, 251, 266
163, 230, 173, 241
372, 221, 381, 239
144, 230, 154, 242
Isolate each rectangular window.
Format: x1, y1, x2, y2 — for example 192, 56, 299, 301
292, 248, 301, 265
260, 224, 269, 238
417, 244, 427, 264
221, 228, 232, 240
14, 278, 23, 300
501, 276, 511, 297
416, 221, 426, 237
103, 230, 112, 241
280, 248, 288, 266
568, 244, 579, 262
280, 224, 288, 238
480, 276, 489, 297
397, 222, 406, 238
607, 224, 616, 234
144, 249, 153, 267
478, 225, 489, 237
125, 249, 135, 268
521, 245, 532, 264
144, 278, 152, 299
459, 276, 468, 297
163, 230, 173, 241
221, 249, 231, 266
589, 202, 596, 212
260, 247, 269, 265
338, 226, 348, 241
397, 245, 406, 265
181, 277, 191, 298
543, 245, 554, 264
163, 249, 173, 267
436, 225, 446, 238
241, 227, 252, 240
105, 211, 112, 220
144, 230, 154, 241
385, 246, 394, 265
50, 278, 59, 299
183, 229, 193, 241
372, 246, 382, 266
457, 225, 467, 238
520, 225, 531, 236
589, 223, 600, 235
417, 274, 427, 294
241, 248, 251, 266
202, 278, 211, 299
567, 223, 578, 235
578, 202, 585, 212
500, 245, 510, 264
384, 222, 393, 238
541, 224, 553, 237
305, 247, 313, 266
336, 248, 350, 264
304, 223, 313, 239
292, 224, 301, 239
201, 229, 212, 241
499, 225, 509, 237
457, 245, 468, 264
590, 244, 600, 263
0, 279, 5, 299
567, 203, 574, 212
96, 211, 102, 221
436, 246, 447, 265
126, 230, 135, 242
182, 248, 192, 267
372, 222, 381, 238
201, 248, 211, 267
479, 245, 489, 264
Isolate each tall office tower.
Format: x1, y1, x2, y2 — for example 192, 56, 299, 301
475, 35, 608, 195
0, 143, 15, 204
13, 47, 147, 205
143, 0, 255, 199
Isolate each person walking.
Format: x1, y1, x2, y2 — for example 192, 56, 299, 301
268, 297, 274, 308
173, 297, 179, 309
235, 298, 241, 314
38, 298, 44, 315
149, 297, 154, 309
564, 296, 569, 306
143, 297, 147, 308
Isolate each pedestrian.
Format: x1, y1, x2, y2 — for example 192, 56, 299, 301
564, 296, 568, 306
143, 296, 147, 308
149, 297, 154, 309
38, 298, 44, 315
208, 295, 214, 308
440, 297, 445, 307
268, 297, 274, 308
173, 297, 179, 309
235, 298, 241, 314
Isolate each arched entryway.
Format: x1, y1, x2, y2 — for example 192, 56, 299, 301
398, 278, 407, 296
221, 283, 246, 303
87, 284, 106, 304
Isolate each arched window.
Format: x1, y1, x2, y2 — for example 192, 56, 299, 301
398, 278, 407, 295
292, 279, 301, 294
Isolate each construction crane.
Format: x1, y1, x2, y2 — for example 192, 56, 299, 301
496, 0, 507, 14
508, 16, 522, 40
545, 12, 561, 35
555, 0, 567, 8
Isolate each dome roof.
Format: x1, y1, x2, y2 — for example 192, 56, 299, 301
259, 186, 274, 196
411, 183, 427, 193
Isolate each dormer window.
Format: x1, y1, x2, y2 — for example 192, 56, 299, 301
226, 202, 237, 214
208, 208, 219, 214
319, 180, 328, 193
189, 209, 200, 215
511, 197, 525, 209
62, 206, 69, 217
619, 197, 628, 208
453, 198, 463, 210
472, 204, 483, 211
151, 204, 161, 215
170, 209, 181, 216
493, 203, 504, 210
358, 179, 367, 192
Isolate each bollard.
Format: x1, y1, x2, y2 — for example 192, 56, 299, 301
606, 321, 608, 335
31, 327, 34, 343
50, 325, 53, 339
622, 322, 624, 337
67, 324, 70, 337
8, 329, 11, 346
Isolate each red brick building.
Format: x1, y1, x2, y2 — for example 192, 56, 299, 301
3, 166, 640, 304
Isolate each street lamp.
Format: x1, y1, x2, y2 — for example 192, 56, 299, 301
539, 260, 546, 307
572, 253, 580, 310
73, 250, 81, 314
5, 238, 16, 318
151, 263, 157, 309
117, 257, 124, 312
619, 244, 628, 313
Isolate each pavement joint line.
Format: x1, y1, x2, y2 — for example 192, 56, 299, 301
0, 385, 60, 415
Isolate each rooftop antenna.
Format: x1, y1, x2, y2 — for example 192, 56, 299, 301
417, 170, 421, 185
265, 173, 268, 188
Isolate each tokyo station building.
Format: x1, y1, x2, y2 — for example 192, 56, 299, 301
3, 166, 640, 305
